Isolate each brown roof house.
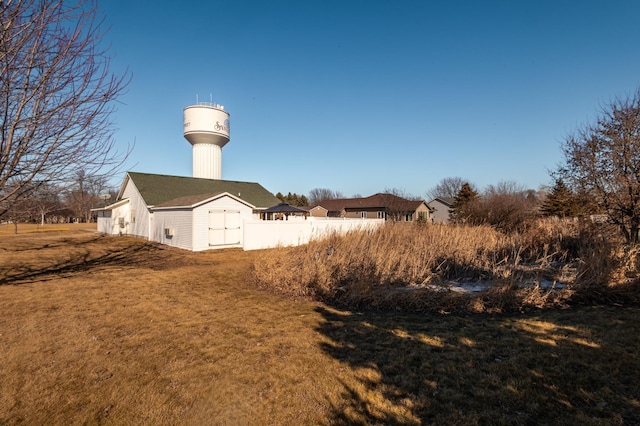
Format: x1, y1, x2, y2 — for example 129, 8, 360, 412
314, 193, 432, 222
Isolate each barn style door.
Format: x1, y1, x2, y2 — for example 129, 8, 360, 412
208, 209, 241, 246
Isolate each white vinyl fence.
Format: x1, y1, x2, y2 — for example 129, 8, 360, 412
243, 217, 384, 251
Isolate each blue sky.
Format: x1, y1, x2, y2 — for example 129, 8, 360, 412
100, 1, 640, 199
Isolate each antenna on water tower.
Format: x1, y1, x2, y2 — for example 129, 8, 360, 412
183, 96, 230, 180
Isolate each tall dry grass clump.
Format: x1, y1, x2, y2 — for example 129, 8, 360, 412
565, 222, 640, 304
253, 220, 640, 313
516, 218, 582, 264
254, 224, 507, 294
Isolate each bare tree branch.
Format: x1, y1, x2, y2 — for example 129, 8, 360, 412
0, 0, 131, 218
557, 89, 640, 244
426, 176, 468, 200
308, 188, 344, 206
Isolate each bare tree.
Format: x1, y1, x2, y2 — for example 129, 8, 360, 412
3, 191, 32, 233
30, 181, 62, 225
308, 188, 344, 206
64, 170, 106, 222
477, 181, 540, 232
448, 181, 540, 231
0, 0, 130, 218
557, 89, 640, 244
0, 180, 59, 231
383, 187, 421, 201
426, 177, 468, 200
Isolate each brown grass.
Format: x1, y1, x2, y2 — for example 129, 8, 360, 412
253, 221, 640, 313
0, 222, 97, 234
1, 229, 639, 424
0, 231, 344, 424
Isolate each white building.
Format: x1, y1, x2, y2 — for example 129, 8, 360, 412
95, 101, 384, 251
95, 171, 280, 251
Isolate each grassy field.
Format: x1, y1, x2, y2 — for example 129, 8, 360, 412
1, 229, 639, 424
0, 222, 98, 234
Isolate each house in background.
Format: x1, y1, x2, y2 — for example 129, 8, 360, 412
427, 197, 455, 224
313, 193, 432, 222
304, 205, 328, 218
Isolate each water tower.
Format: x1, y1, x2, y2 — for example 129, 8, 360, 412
183, 102, 230, 180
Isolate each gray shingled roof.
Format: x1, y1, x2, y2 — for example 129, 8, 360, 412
262, 202, 308, 213
123, 172, 280, 209
430, 197, 455, 207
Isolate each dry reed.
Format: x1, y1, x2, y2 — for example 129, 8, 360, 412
253, 220, 640, 313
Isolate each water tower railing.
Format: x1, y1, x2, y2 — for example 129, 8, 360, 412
194, 101, 224, 110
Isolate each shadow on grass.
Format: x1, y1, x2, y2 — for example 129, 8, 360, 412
315, 305, 640, 425
0, 234, 105, 252
0, 237, 176, 286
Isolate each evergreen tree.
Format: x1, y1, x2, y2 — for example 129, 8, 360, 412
275, 192, 308, 207
541, 179, 576, 218
450, 182, 479, 223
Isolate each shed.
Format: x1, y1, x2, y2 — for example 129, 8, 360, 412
94, 172, 280, 250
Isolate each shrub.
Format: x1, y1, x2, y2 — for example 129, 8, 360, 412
252, 220, 640, 313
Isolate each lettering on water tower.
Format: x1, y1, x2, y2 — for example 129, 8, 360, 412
184, 119, 229, 133
215, 119, 230, 132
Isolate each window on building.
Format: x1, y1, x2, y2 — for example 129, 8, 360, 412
361, 211, 367, 219
377, 211, 387, 220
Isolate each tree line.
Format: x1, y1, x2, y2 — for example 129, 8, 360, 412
2, 1, 640, 246
282, 88, 640, 245
2, 171, 115, 226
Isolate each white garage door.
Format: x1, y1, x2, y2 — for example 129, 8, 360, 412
208, 209, 241, 246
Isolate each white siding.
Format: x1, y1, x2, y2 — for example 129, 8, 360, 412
151, 209, 193, 250
192, 196, 254, 251
96, 210, 112, 234
110, 202, 131, 235
121, 180, 151, 238
428, 199, 452, 224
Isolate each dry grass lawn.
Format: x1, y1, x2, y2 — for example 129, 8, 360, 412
1, 228, 639, 424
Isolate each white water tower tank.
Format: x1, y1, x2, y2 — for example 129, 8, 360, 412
183, 103, 230, 180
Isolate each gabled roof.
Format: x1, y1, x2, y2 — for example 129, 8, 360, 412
299, 205, 322, 212
119, 172, 280, 209
316, 193, 429, 212
91, 198, 130, 212
429, 197, 455, 207
152, 192, 256, 210
262, 202, 308, 214
153, 193, 223, 209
